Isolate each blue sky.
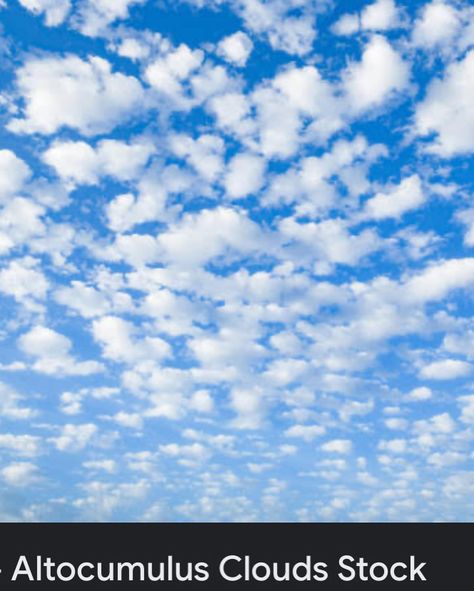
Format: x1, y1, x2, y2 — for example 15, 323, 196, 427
0, 0, 473, 521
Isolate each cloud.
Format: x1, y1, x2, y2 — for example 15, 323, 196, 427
360, 0, 399, 31
170, 133, 224, 182
51, 423, 98, 452
1, 462, 40, 487
237, 0, 317, 56
8, 55, 144, 135
2, 0, 474, 523
321, 439, 353, 454
75, 0, 146, 37
333, 0, 399, 36
419, 359, 472, 380
0, 258, 49, 305
414, 50, 474, 156
18, 326, 104, 376
0, 434, 41, 457
224, 153, 266, 198
0, 150, 31, 202
144, 44, 204, 105
364, 175, 425, 220
285, 424, 325, 442
0, 382, 35, 420
157, 206, 267, 268
43, 138, 154, 186
342, 35, 410, 113
18, 0, 71, 26
412, 1, 462, 50
408, 386, 432, 401
217, 31, 253, 66
92, 316, 172, 364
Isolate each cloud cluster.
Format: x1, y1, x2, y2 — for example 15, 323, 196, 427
0, 0, 473, 522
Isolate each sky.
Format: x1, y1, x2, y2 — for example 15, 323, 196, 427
0, 0, 473, 522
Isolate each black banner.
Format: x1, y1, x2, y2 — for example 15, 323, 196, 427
0, 524, 470, 589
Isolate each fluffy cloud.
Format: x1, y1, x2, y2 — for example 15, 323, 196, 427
157, 207, 267, 268
321, 439, 353, 454
360, 0, 399, 31
144, 44, 204, 105
0, 434, 41, 457
75, 0, 146, 36
18, 0, 71, 26
1, 462, 39, 486
1, 0, 474, 523
414, 51, 474, 156
92, 316, 171, 364
419, 359, 472, 381
217, 31, 253, 66
43, 138, 154, 186
285, 424, 325, 442
224, 153, 266, 198
0, 258, 49, 305
51, 423, 98, 452
364, 175, 425, 220
333, 0, 399, 35
412, 2, 462, 49
8, 55, 144, 135
237, 0, 317, 56
343, 36, 410, 113
0, 382, 35, 420
0, 150, 31, 202
18, 326, 104, 376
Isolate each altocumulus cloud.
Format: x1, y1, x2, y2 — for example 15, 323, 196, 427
0, 0, 472, 522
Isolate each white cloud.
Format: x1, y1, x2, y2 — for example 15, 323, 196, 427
459, 395, 474, 424
321, 439, 353, 454
112, 411, 143, 430
343, 35, 410, 113
144, 44, 204, 105
332, 14, 360, 36
332, 0, 399, 36
0, 258, 49, 305
83, 459, 117, 474
0, 382, 35, 420
0, 434, 41, 457
412, 1, 461, 49
408, 386, 432, 401
217, 31, 254, 66
280, 217, 379, 270
238, 0, 316, 56
378, 438, 407, 454
230, 387, 266, 429
18, 0, 71, 26
285, 424, 325, 442
224, 153, 266, 198
404, 258, 474, 304
9, 55, 144, 135
51, 423, 98, 452
160, 442, 210, 467
157, 206, 266, 268
364, 175, 425, 220
92, 316, 171, 365
55, 282, 111, 319
170, 134, 224, 182
361, 0, 399, 31
419, 359, 472, 380
189, 390, 214, 413
1, 462, 39, 487
75, 0, 147, 37
0, 150, 31, 202
43, 139, 154, 186
414, 50, 474, 156
18, 326, 103, 377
